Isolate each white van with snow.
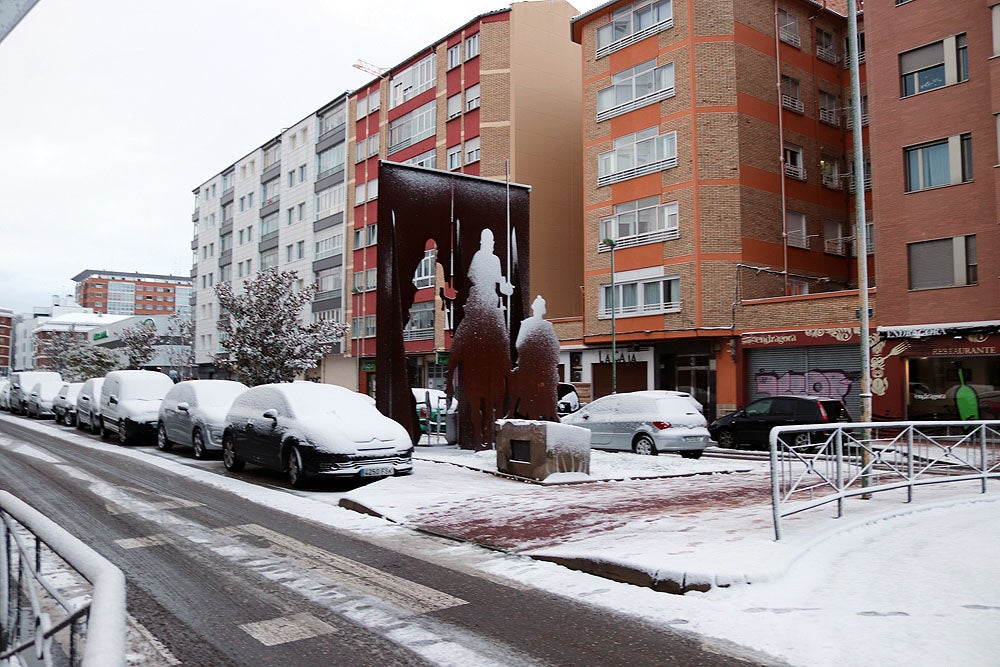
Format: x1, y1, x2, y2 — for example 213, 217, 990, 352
99, 370, 175, 445
9, 371, 62, 415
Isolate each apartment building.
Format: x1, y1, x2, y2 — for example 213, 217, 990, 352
0, 306, 11, 374
73, 270, 193, 318
865, 0, 1000, 421
570, 0, 872, 421
191, 1, 583, 390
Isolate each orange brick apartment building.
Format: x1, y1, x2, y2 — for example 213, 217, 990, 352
569, 0, 873, 421
73, 270, 193, 318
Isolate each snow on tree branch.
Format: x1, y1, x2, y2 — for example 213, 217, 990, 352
118, 321, 158, 369
213, 267, 350, 386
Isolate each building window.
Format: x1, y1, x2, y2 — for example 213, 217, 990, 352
366, 268, 377, 291
600, 274, 680, 318
260, 212, 279, 240
262, 178, 279, 205
389, 53, 436, 108
413, 248, 437, 288
784, 143, 806, 180
404, 149, 437, 169
367, 224, 377, 246
447, 145, 462, 170
596, 0, 674, 59
597, 60, 675, 122
464, 137, 481, 164
781, 75, 803, 113
315, 268, 342, 298
908, 235, 977, 290
317, 143, 346, 180
465, 33, 479, 60
597, 127, 677, 186
447, 93, 462, 120
262, 145, 280, 170
816, 27, 838, 64
600, 197, 679, 247
465, 83, 481, 112
823, 219, 847, 256
297, 202, 305, 220
260, 249, 278, 271
993, 5, 1000, 56
904, 134, 972, 192
846, 94, 869, 129
387, 101, 436, 154
820, 156, 842, 190
320, 107, 347, 137
900, 34, 968, 97
786, 211, 808, 248
778, 9, 800, 48
404, 301, 435, 340
447, 43, 462, 69
818, 90, 839, 126
315, 229, 344, 259
315, 184, 346, 219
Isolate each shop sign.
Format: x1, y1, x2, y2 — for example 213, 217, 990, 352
927, 345, 998, 356
361, 360, 376, 371
436, 352, 450, 365
742, 327, 861, 347
92, 331, 108, 341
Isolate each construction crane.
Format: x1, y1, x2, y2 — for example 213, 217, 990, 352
353, 59, 387, 77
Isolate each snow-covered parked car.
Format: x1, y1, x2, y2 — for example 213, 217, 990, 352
99, 370, 175, 445
157, 380, 248, 459
26, 380, 66, 419
0, 379, 11, 411
560, 390, 710, 458
222, 382, 414, 488
9, 371, 61, 415
76, 377, 104, 434
53, 382, 84, 425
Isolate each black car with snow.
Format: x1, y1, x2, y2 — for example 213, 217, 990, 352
222, 382, 414, 488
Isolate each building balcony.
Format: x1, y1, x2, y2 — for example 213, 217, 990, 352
824, 237, 851, 256
781, 94, 804, 113
819, 108, 840, 126
779, 27, 801, 48
596, 86, 676, 123
816, 46, 839, 65
784, 164, 807, 181
403, 328, 434, 342
595, 16, 674, 60
597, 155, 678, 188
845, 113, 869, 129
847, 173, 873, 193
822, 173, 843, 190
787, 231, 810, 249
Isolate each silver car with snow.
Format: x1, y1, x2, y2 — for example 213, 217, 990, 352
222, 382, 414, 488
157, 380, 248, 459
560, 390, 710, 459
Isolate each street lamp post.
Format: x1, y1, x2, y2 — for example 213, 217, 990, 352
602, 238, 617, 394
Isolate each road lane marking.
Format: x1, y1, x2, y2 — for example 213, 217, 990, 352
239, 612, 335, 647
223, 524, 466, 614
116, 534, 173, 549
97, 485, 203, 515
127, 613, 182, 665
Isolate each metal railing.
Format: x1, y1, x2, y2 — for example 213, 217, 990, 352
770, 421, 1000, 540
1, 491, 126, 666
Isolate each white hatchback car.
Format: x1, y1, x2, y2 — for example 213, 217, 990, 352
560, 390, 710, 458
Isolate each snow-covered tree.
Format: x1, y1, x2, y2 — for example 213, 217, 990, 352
164, 312, 195, 379
35, 327, 88, 375
118, 321, 157, 369
64, 346, 121, 381
214, 267, 350, 386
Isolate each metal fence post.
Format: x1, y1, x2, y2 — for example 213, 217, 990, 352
771, 432, 782, 541
835, 427, 844, 518
907, 425, 914, 503
980, 424, 988, 494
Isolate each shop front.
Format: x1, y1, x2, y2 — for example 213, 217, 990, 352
876, 323, 1000, 421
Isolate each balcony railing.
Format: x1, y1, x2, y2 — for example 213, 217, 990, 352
848, 173, 873, 193
822, 173, 843, 190
824, 236, 851, 256
845, 112, 869, 129
816, 45, 839, 64
819, 108, 840, 126
784, 164, 807, 181
596, 17, 674, 60
597, 228, 680, 252
596, 86, 676, 123
403, 328, 434, 341
779, 27, 801, 48
781, 94, 804, 113
597, 155, 678, 188
787, 230, 810, 248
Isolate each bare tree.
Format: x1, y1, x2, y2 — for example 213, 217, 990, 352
118, 321, 158, 369
164, 312, 195, 379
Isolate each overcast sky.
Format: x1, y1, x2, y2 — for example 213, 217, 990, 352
0, 0, 602, 315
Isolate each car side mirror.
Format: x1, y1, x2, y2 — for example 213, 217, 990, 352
177, 402, 190, 412
581, 412, 590, 420
262, 409, 278, 422
109, 396, 118, 405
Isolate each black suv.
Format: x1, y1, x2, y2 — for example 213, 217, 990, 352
709, 395, 852, 449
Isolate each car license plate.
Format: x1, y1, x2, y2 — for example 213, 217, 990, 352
684, 436, 703, 442
360, 465, 393, 478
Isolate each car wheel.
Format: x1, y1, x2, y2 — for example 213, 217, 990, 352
192, 429, 207, 460
286, 446, 306, 489
156, 423, 173, 452
118, 419, 129, 446
793, 432, 812, 448
633, 434, 658, 456
91, 415, 102, 436
100, 418, 110, 440
680, 449, 704, 460
54, 411, 62, 425
715, 428, 736, 449
67, 413, 75, 427
222, 435, 244, 472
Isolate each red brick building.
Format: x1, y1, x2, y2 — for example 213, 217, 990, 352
0, 306, 12, 374
865, 0, 1000, 420
73, 270, 193, 318
570, 0, 872, 420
